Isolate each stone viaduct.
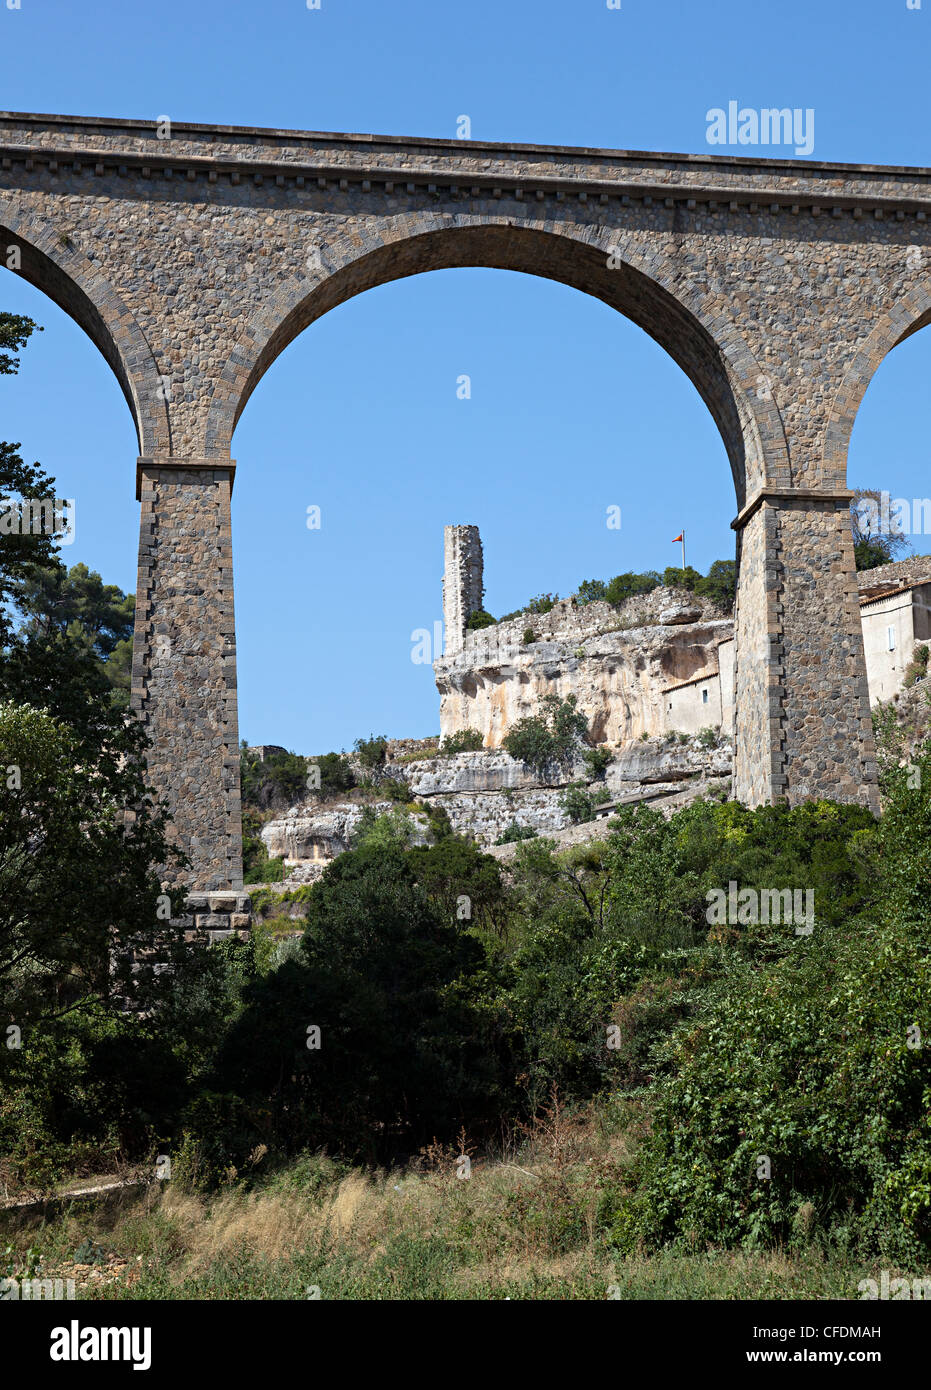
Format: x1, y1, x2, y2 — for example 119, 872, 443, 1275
3, 110, 929, 894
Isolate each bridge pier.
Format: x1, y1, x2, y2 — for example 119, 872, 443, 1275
131, 456, 245, 896
732, 489, 879, 814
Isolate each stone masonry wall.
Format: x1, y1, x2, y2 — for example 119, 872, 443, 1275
733, 498, 878, 811
132, 464, 243, 891
442, 525, 484, 657
5, 111, 921, 881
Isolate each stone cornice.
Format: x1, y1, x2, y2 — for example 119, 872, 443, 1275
137, 455, 236, 501
2, 111, 930, 180
2, 140, 929, 221
731, 488, 855, 531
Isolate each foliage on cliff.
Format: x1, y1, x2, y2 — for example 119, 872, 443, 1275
502, 693, 590, 773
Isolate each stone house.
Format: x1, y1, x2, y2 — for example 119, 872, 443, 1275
858, 579, 931, 705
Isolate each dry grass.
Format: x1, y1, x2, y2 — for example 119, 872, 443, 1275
3, 1100, 872, 1300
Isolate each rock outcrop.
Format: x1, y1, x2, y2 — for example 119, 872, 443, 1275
434, 587, 732, 747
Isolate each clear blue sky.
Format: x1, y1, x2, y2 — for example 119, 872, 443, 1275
1, 0, 929, 752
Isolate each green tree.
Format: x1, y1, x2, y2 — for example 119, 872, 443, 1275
0, 324, 140, 745
0, 702, 183, 1023
354, 733, 389, 769
10, 561, 135, 707
239, 744, 309, 810
0, 312, 41, 376
503, 694, 590, 774
632, 798, 931, 1258
465, 608, 496, 630
205, 845, 497, 1160
0, 443, 61, 651
695, 558, 737, 612
604, 571, 661, 606
576, 578, 608, 605
526, 592, 558, 614
662, 564, 704, 591
407, 836, 508, 934
851, 487, 910, 570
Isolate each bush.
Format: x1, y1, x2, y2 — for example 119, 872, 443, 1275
407, 837, 507, 933
572, 563, 734, 613
559, 782, 598, 825
440, 728, 484, 754
243, 844, 284, 884
903, 643, 930, 689
697, 727, 718, 749
503, 695, 590, 775
527, 592, 558, 615
583, 746, 612, 779
633, 906, 931, 1258
522, 627, 536, 645
576, 579, 607, 605
353, 734, 389, 769
695, 559, 737, 613
350, 805, 421, 851
604, 571, 662, 607
240, 745, 309, 810
496, 822, 538, 845
465, 609, 497, 631
662, 565, 704, 591
380, 776, 412, 803
307, 750, 355, 797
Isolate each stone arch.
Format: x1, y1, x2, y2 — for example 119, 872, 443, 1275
206, 214, 789, 507
0, 197, 170, 456
823, 277, 931, 486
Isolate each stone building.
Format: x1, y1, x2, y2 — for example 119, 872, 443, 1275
661, 668, 724, 736
858, 579, 931, 705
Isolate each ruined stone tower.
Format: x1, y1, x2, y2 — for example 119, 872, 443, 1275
443, 525, 484, 657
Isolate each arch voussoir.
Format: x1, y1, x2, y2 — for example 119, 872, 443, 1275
823, 276, 931, 483
204, 212, 789, 499
0, 197, 170, 457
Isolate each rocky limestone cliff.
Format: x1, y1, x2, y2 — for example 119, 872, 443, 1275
392, 739, 731, 844
434, 586, 732, 746
257, 735, 733, 876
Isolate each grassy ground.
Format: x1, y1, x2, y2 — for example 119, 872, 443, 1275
1, 1100, 906, 1301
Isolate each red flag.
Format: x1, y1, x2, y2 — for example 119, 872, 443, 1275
671, 532, 683, 543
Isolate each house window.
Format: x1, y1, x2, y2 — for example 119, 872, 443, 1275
702, 689, 708, 704
668, 702, 672, 711
887, 625, 896, 652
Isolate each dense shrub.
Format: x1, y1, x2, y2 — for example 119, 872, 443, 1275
526, 592, 558, 615
576, 579, 607, 604
559, 781, 609, 824
582, 746, 612, 779
503, 694, 590, 774
604, 571, 662, 606
465, 608, 497, 631
407, 837, 508, 934
574, 562, 735, 614
495, 821, 538, 845
353, 733, 389, 769
617, 767, 930, 1259
240, 744, 309, 810
309, 750, 356, 796
904, 643, 929, 689
205, 846, 502, 1160
440, 728, 484, 754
